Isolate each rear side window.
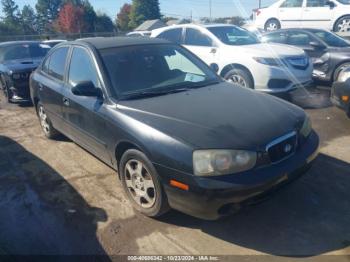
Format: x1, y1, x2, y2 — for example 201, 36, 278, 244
47, 47, 69, 81
184, 28, 213, 47
68, 47, 100, 88
157, 28, 183, 44
307, 0, 328, 7
263, 32, 288, 44
287, 32, 312, 46
280, 0, 303, 7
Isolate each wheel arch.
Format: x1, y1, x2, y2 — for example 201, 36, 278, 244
332, 60, 350, 81
264, 18, 281, 28
115, 141, 144, 177
220, 63, 255, 87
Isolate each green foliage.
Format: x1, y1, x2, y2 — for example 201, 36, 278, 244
82, 0, 97, 32
95, 13, 115, 32
1, 0, 19, 25
20, 5, 37, 34
35, 0, 63, 33
129, 0, 161, 29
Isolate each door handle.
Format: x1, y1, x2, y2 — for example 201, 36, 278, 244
210, 48, 217, 54
63, 97, 70, 107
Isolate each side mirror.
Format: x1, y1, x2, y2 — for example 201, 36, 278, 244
71, 81, 103, 98
209, 63, 219, 73
326, 0, 335, 8
310, 41, 326, 49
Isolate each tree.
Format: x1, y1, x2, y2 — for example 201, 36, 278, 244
116, 3, 131, 32
129, 0, 161, 29
1, 0, 19, 26
20, 5, 37, 34
55, 2, 85, 33
95, 13, 115, 32
81, 0, 97, 32
35, 0, 62, 33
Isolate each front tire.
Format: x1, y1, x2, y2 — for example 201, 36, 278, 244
264, 19, 281, 31
119, 149, 170, 218
224, 68, 254, 89
333, 62, 350, 82
36, 102, 59, 139
334, 15, 350, 32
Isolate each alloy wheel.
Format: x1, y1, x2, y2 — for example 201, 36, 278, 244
227, 74, 247, 88
124, 159, 156, 209
38, 105, 50, 135
266, 22, 278, 31
337, 18, 350, 32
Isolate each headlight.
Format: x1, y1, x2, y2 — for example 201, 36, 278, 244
193, 150, 257, 176
12, 73, 21, 80
300, 116, 312, 138
253, 57, 282, 66
337, 68, 350, 82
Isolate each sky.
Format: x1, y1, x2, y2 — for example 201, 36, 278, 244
7, 0, 277, 19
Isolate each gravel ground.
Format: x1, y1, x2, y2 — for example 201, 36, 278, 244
0, 86, 349, 260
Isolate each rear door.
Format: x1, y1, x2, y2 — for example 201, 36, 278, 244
278, 0, 304, 28
302, 0, 335, 28
62, 46, 110, 163
183, 28, 217, 67
38, 46, 69, 133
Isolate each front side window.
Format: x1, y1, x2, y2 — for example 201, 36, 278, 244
280, 0, 303, 7
287, 32, 313, 46
184, 28, 213, 47
47, 47, 69, 81
0, 43, 51, 63
68, 47, 100, 87
310, 29, 350, 47
157, 28, 183, 44
337, 0, 350, 4
100, 44, 219, 99
307, 0, 328, 6
208, 26, 260, 46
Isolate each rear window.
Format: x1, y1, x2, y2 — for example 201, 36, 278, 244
0, 43, 51, 62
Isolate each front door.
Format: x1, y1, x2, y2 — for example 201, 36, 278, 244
302, 0, 335, 28
62, 46, 111, 163
183, 28, 218, 67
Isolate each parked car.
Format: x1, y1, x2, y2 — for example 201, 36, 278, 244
331, 66, 350, 117
30, 37, 319, 220
43, 39, 67, 47
126, 31, 151, 37
0, 41, 51, 103
254, 0, 350, 32
263, 28, 350, 82
152, 24, 313, 94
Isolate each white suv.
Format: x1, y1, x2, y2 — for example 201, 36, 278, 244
151, 24, 313, 93
254, 0, 350, 32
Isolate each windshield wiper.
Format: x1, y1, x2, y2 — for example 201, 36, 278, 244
120, 88, 190, 100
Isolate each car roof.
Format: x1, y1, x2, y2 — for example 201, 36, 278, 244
0, 41, 43, 47
73, 36, 170, 50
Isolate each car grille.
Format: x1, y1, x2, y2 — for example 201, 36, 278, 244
266, 131, 297, 163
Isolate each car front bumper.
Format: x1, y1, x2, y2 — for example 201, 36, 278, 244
158, 131, 319, 220
253, 62, 314, 94
331, 81, 350, 117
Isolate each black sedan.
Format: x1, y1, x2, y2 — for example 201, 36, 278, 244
331, 67, 350, 118
0, 41, 51, 103
262, 28, 350, 83
30, 37, 319, 220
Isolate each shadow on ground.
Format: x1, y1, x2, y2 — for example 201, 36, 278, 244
0, 135, 109, 258
159, 154, 350, 257
288, 86, 333, 110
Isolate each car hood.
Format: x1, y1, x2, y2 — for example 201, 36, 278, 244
117, 82, 306, 150
231, 43, 305, 58
1, 58, 42, 72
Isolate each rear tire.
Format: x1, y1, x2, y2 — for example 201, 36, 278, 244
119, 149, 170, 218
264, 19, 281, 31
224, 68, 254, 89
36, 102, 60, 139
2, 81, 13, 103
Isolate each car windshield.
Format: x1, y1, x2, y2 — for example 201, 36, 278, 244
207, 26, 260, 46
310, 29, 350, 47
0, 43, 51, 62
101, 44, 220, 99
337, 0, 350, 4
